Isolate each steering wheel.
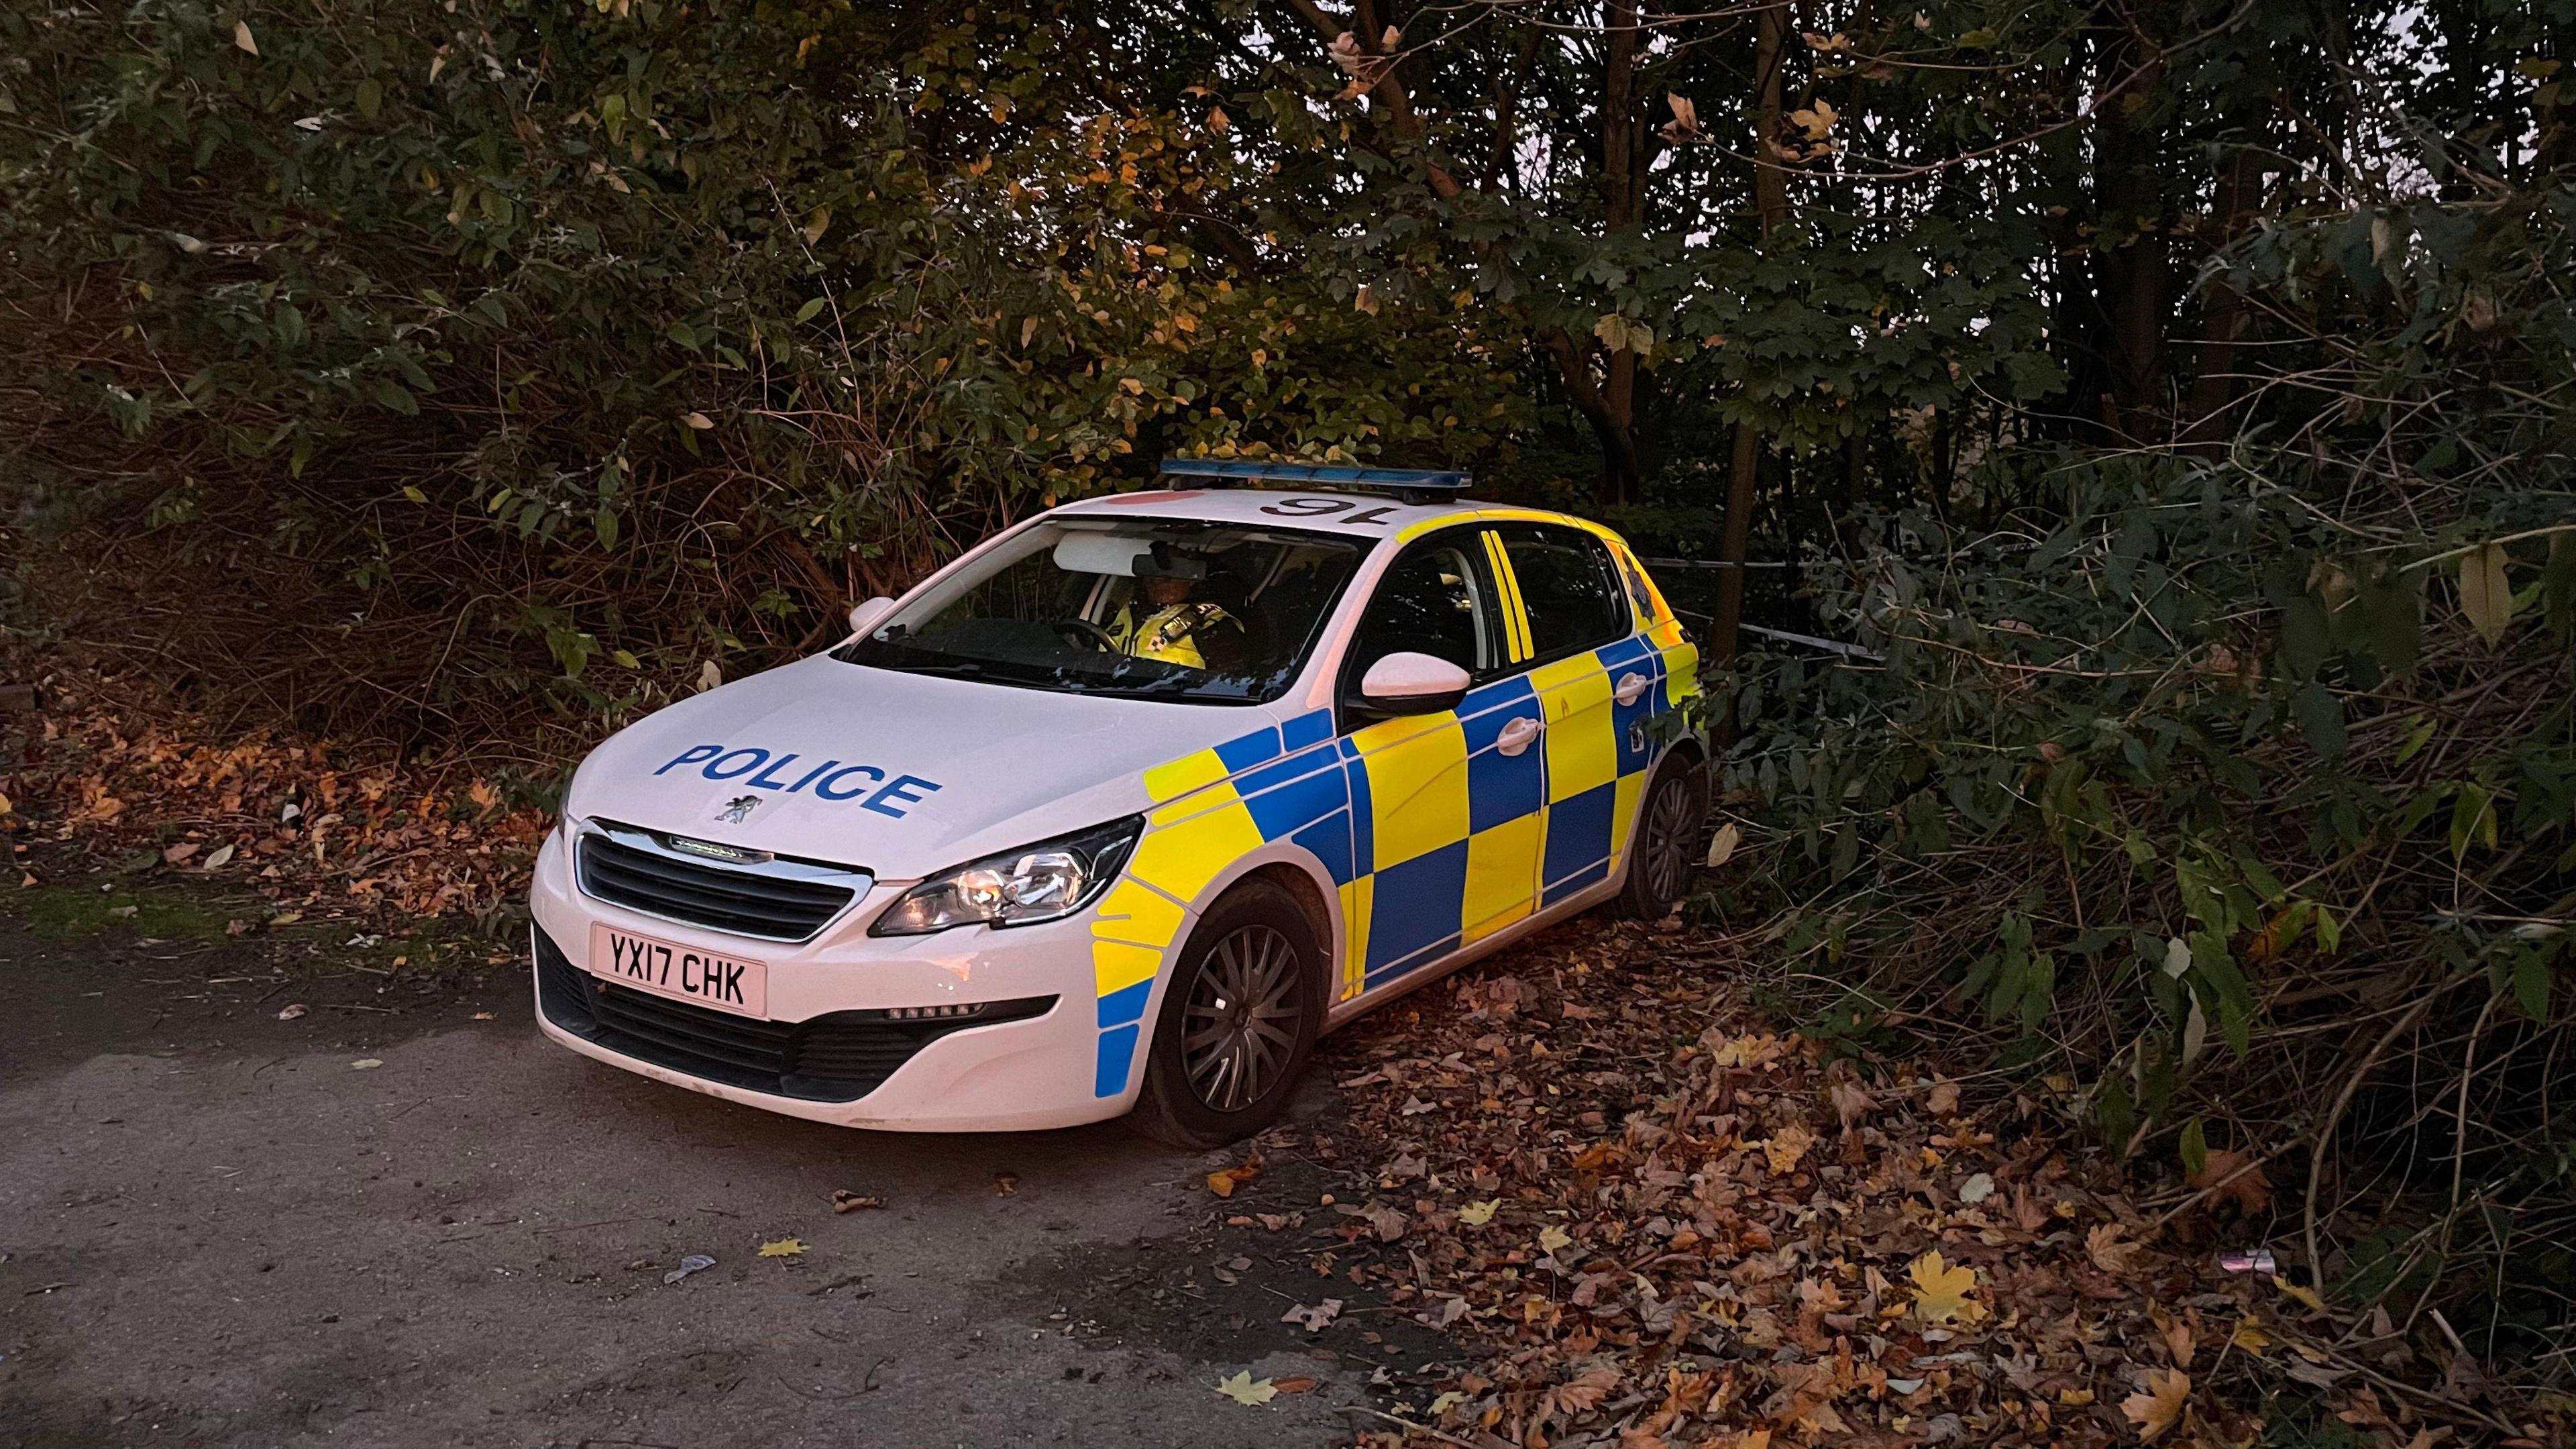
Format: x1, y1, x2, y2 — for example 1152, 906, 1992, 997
1053, 618, 1120, 653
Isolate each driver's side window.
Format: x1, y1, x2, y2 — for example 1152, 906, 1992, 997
1340, 532, 1506, 702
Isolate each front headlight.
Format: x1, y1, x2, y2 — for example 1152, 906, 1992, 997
869, 815, 1144, 936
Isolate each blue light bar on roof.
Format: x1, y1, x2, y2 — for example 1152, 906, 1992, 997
1158, 459, 1471, 494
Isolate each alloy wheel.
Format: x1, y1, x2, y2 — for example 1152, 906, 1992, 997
1638, 771, 1696, 906
1180, 923, 1301, 1113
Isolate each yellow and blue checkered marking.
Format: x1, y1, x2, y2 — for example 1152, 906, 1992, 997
1089, 608, 1701, 1097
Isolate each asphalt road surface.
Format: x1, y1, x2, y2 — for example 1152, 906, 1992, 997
1, 918, 1437, 1448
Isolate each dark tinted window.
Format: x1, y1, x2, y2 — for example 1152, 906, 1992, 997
1344, 535, 1504, 688
1497, 525, 1629, 660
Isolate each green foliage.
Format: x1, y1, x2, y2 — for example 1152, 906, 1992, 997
1701, 178, 2575, 1374
0, 0, 1526, 727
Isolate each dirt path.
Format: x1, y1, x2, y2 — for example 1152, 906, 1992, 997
0, 920, 1435, 1448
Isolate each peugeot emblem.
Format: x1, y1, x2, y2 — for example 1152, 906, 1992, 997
715, 794, 760, 824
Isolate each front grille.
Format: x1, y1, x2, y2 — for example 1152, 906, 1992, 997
576, 822, 865, 941
532, 926, 1055, 1102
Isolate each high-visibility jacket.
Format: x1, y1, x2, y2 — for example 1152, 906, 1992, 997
1110, 600, 1238, 669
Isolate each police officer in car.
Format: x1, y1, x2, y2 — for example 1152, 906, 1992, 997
1112, 570, 1240, 670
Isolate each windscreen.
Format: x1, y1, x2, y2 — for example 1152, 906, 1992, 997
834, 518, 1366, 704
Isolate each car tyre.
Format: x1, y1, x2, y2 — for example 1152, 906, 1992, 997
1132, 879, 1324, 1150
1611, 752, 1708, 920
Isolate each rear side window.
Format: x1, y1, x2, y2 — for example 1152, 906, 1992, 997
1497, 524, 1629, 662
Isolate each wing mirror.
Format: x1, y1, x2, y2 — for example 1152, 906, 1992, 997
1357, 651, 1472, 716
847, 596, 897, 638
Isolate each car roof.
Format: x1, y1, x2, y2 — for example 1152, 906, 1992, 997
1048, 488, 1615, 549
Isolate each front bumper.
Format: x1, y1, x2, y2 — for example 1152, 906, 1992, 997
528, 829, 1165, 1132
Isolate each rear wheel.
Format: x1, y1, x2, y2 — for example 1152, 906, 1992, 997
1132, 881, 1323, 1150
1613, 753, 1707, 919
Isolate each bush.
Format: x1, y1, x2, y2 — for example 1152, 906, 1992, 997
1706, 184, 2576, 1378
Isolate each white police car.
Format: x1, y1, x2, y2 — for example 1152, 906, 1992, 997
532, 462, 1705, 1145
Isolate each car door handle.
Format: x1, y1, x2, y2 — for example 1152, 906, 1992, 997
1495, 716, 1540, 756
1613, 672, 1652, 705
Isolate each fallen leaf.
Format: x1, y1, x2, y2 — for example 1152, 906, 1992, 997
1280, 1297, 1342, 1332
1957, 1172, 1995, 1205
2273, 1274, 2326, 1311
350, 1058, 383, 1070
1907, 1250, 1985, 1324
1925, 1079, 1960, 1114
682, 411, 714, 430
1538, 1224, 1573, 1256
1271, 1375, 1318, 1395
1827, 1072, 1872, 1128
830, 1190, 884, 1213
2088, 1223, 2144, 1276
1207, 1157, 1262, 1197
1364, 1204, 1408, 1241
162, 842, 198, 864
1456, 1199, 1499, 1226
1761, 1122, 1814, 1175
276, 1003, 308, 1021
2152, 1302, 2197, 1368
2121, 1366, 2190, 1441
2185, 1149, 2273, 1215
1705, 820, 1741, 867
757, 1237, 807, 1258
203, 843, 235, 869
470, 1011, 495, 1021
2229, 1320, 2270, 1356
992, 1173, 1018, 1197
233, 19, 258, 54
1214, 1371, 1278, 1405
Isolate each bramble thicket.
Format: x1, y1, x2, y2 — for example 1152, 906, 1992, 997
3, 0, 2572, 1430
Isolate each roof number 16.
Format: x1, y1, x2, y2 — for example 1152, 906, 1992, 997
1258, 498, 1402, 526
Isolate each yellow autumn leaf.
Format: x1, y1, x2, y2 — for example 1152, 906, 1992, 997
1907, 1250, 1985, 1323
2271, 1274, 2324, 1311
757, 1236, 807, 1258
2229, 1320, 2270, 1356
1537, 1224, 1572, 1255
2457, 541, 2512, 646
2120, 1366, 2190, 1441
1762, 1122, 1814, 1174
1456, 1199, 1499, 1226
1214, 1371, 1277, 1405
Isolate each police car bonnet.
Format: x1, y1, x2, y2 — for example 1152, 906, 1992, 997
568, 651, 1230, 879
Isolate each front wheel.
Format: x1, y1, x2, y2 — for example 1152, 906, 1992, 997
1132, 880, 1323, 1150
1612, 753, 1708, 919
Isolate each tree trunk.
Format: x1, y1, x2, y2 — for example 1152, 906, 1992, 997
1588, 0, 1645, 508
2090, 30, 2169, 442
2180, 138, 2266, 453
1711, 0, 1792, 667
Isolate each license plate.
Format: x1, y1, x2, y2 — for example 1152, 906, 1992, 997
587, 922, 768, 1018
